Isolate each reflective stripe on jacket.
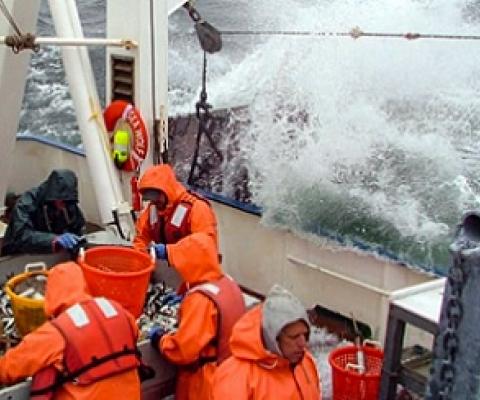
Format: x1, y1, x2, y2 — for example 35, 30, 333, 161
148, 191, 210, 244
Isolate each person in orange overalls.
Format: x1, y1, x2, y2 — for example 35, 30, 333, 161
0, 262, 142, 400
133, 164, 219, 266
149, 234, 245, 400
212, 284, 322, 400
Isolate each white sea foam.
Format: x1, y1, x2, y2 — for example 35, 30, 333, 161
174, 0, 480, 269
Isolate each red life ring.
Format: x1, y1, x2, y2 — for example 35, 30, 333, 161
103, 100, 149, 172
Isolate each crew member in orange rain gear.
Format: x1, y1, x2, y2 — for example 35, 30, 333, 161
149, 235, 246, 400
133, 164, 219, 264
0, 262, 142, 400
212, 284, 322, 400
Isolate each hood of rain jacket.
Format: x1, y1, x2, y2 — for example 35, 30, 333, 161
169, 233, 223, 285
44, 261, 91, 318
138, 164, 186, 210
229, 305, 281, 367
40, 169, 80, 203
262, 284, 310, 356
230, 285, 310, 365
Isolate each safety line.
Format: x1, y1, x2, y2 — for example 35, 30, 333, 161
220, 27, 480, 41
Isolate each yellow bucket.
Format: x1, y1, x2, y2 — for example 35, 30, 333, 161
5, 263, 48, 337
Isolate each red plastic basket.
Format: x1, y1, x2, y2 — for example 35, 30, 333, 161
78, 246, 154, 318
329, 344, 384, 400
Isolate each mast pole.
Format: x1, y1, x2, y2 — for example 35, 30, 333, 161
48, 0, 135, 238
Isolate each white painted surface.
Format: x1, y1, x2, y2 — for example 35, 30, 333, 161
213, 201, 436, 342
0, 0, 41, 218
392, 278, 445, 325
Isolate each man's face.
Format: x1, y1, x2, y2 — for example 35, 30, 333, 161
142, 189, 168, 211
277, 320, 309, 364
52, 200, 65, 210
47, 200, 66, 216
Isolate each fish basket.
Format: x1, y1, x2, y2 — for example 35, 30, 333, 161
5, 263, 48, 337
329, 344, 384, 400
78, 246, 154, 318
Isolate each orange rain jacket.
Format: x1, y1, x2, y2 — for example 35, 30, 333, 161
0, 262, 141, 400
133, 164, 218, 260
156, 234, 240, 400
212, 305, 321, 400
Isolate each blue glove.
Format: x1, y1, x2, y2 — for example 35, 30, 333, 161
55, 233, 80, 250
153, 243, 167, 260
149, 325, 166, 350
163, 293, 183, 306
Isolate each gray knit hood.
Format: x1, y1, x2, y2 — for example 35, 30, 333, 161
261, 284, 310, 357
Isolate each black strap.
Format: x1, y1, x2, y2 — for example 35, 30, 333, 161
183, 355, 217, 373
30, 347, 141, 396
198, 355, 217, 367
138, 362, 156, 382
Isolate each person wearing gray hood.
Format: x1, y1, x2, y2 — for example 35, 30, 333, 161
1, 169, 86, 255
212, 284, 321, 399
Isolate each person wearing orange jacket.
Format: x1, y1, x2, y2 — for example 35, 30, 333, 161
0, 262, 142, 400
133, 164, 219, 265
149, 234, 245, 400
212, 284, 322, 400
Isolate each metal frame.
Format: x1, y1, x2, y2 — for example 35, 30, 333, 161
379, 302, 439, 399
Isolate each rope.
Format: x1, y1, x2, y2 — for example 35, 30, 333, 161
187, 51, 223, 187
188, 51, 209, 186
149, 0, 162, 165
201, 50, 207, 103
220, 27, 480, 41
88, 96, 112, 157
0, 0, 39, 53
184, 1, 202, 23
0, 0, 21, 36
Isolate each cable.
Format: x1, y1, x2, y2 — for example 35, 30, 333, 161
220, 28, 480, 41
